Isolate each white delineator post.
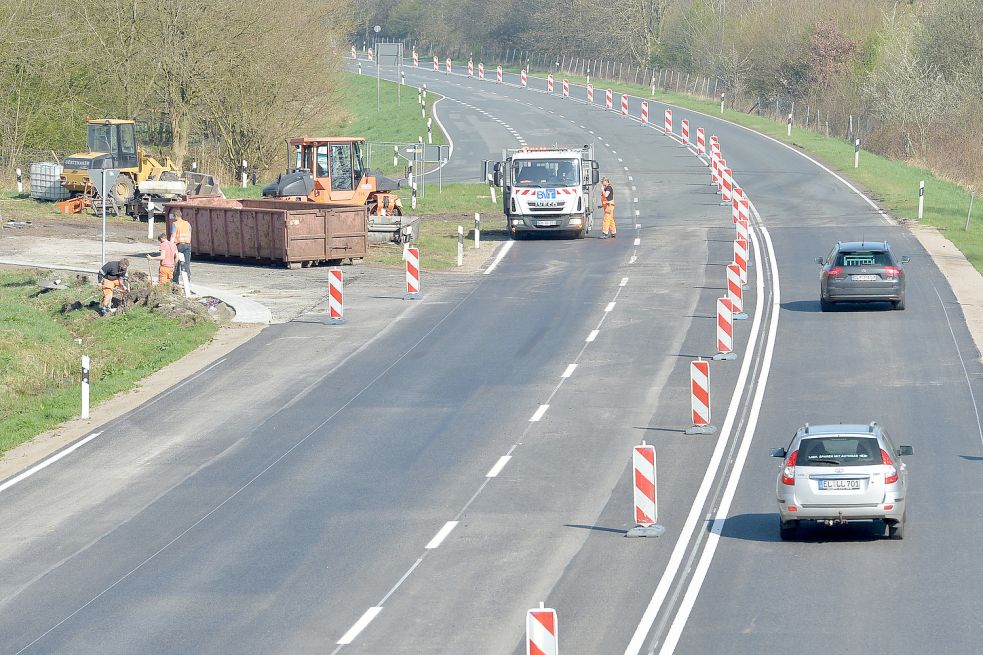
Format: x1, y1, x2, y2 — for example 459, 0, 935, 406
16, 168, 23, 194
405, 246, 421, 300
177, 252, 191, 298
411, 182, 418, 210
664, 108, 672, 135
457, 225, 464, 267
855, 139, 861, 169
919, 181, 925, 220
328, 268, 344, 325
474, 213, 481, 249
626, 442, 666, 537
713, 297, 737, 360
787, 113, 792, 137
728, 262, 747, 320
526, 603, 558, 655
685, 358, 716, 434
640, 101, 649, 126
241, 160, 248, 188
488, 174, 497, 204
681, 119, 690, 146
427, 118, 433, 144
81, 355, 90, 420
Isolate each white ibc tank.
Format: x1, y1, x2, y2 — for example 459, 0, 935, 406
29, 162, 70, 201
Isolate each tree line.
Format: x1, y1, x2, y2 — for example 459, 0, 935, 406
1, 0, 354, 181
354, 0, 982, 189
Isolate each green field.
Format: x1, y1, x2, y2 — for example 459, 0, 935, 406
0, 269, 217, 456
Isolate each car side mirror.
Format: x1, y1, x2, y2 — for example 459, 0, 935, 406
897, 445, 913, 456
814, 257, 824, 265
493, 171, 502, 187
900, 256, 910, 264
591, 169, 599, 185
769, 447, 786, 458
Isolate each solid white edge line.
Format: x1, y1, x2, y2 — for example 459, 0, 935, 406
529, 404, 550, 422
624, 208, 771, 655
657, 204, 781, 653
337, 606, 383, 645
483, 239, 515, 275
605, 301, 616, 312
0, 431, 103, 494
486, 455, 512, 478
633, 238, 641, 246
620, 277, 629, 287
586, 329, 599, 342
425, 520, 460, 549
561, 363, 578, 378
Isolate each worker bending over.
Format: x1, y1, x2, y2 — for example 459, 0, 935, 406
99, 258, 129, 316
600, 176, 616, 238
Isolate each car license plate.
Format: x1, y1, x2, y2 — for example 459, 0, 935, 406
851, 274, 878, 281
537, 220, 559, 226
819, 479, 861, 490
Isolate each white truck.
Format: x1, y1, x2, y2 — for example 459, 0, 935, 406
492, 145, 599, 239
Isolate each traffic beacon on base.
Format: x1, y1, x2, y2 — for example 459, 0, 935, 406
626, 441, 666, 538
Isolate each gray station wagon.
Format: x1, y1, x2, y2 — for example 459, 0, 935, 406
816, 241, 909, 311
771, 422, 913, 540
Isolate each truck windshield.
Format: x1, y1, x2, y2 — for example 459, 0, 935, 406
513, 159, 580, 188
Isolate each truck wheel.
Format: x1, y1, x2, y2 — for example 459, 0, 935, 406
109, 175, 135, 204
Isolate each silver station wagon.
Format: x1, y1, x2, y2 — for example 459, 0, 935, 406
816, 241, 910, 311
770, 422, 913, 540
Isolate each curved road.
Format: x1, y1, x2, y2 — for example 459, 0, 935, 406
1, 59, 981, 654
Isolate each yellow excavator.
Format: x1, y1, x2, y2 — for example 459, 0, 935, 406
59, 119, 220, 218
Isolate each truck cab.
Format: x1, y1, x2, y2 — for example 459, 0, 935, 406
494, 146, 599, 239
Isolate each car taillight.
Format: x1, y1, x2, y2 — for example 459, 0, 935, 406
826, 266, 843, 278
882, 266, 901, 277
782, 450, 798, 485
881, 448, 898, 484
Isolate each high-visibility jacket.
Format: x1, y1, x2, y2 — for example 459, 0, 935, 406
171, 218, 192, 244
601, 184, 615, 207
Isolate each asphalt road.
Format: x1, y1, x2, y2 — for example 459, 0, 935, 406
2, 60, 982, 654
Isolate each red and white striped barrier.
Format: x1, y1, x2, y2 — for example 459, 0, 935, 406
526, 605, 558, 655
710, 151, 721, 188
721, 167, 733, 203
478, 63, 484, 80
727, 263, 746, 318
664, 108, 672, 135
738, 196, 750, 225
468, 60, 474, 77
696, 127, 706, 155
586, 84, 594, 103
605, 89, 613, 110
497, 65, 503, 83
445, 58, 451, 74
641, 101, 649, 126
621, 94, 629, 116
351, 45, 357, 59
328, 268, 344, 324
681, 119, 690, 145
716, 159, 727, 193
413, 50, 419, 67
433, 55, 439, 71
521, 69, 527, 87
562, 79, 569, 97
367, 47, 373, 62
405, 247, 421, 299
731, 186, 744, 223
713, 298, 737, 360
734, 236, 749, 285
627, 442, 665, 536
547, 74, 554, 93
686, 359, 715, 434
736, 217, 749, 245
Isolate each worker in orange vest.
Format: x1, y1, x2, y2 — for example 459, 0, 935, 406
169, 208, 193, 281
600, 177, 616, 238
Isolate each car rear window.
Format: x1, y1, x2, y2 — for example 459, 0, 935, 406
837, 251, 891, 266
798, 437, 881, 467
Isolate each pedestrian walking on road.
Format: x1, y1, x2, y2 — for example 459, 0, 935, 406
148, 233, 177, 285
600, 177, 616, 238
98, 258, 129, 316
169, 208, 193, 281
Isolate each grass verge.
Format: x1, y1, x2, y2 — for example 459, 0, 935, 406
0, 269, 217, 456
